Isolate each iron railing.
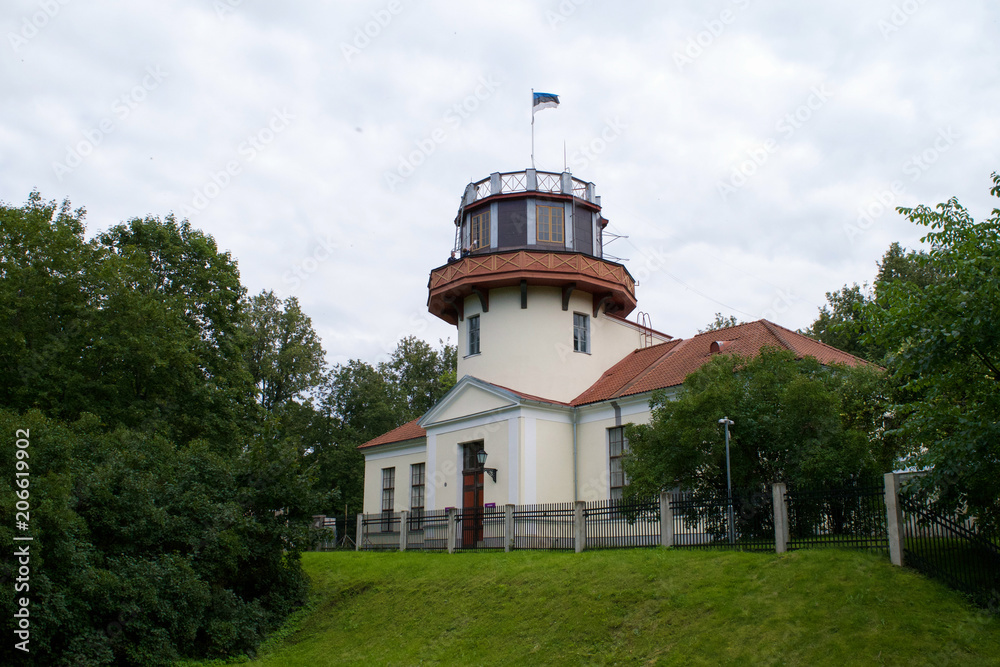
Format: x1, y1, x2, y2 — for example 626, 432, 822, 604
900, 490, 1000, 609
786, 481, 888, 551
670, 488, 775, 551
454, 505, 506, 551
406, 509, 450, 551
585, 497, 660, 549
360, 512, 401, 551
513, 502, 576, 550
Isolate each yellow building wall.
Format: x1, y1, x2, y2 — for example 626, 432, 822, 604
362, 444, 426, 515
576, 408, 653, 502
429, 419, 511, 509
457, 286, 644, 403
533, 418, 575, 503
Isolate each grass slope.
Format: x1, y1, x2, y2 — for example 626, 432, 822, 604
239, 549, 999, 666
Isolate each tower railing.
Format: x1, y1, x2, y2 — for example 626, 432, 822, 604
466, 169, 594, 205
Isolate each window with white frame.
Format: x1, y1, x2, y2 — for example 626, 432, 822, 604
381, 467, 395, 531
574, 313, 590, 353
609, 427, 628, 500
468, 314, 481, 356
410, 463, 425, 529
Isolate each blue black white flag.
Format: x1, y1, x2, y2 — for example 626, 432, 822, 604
532, 91, 560, 114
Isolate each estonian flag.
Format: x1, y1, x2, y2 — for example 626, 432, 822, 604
532, 91, 560, 114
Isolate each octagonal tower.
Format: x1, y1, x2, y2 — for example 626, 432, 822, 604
427, 169, 649, 403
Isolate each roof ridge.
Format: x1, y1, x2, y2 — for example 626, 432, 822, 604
759, 319, 796, 351
764, 319, 877, 366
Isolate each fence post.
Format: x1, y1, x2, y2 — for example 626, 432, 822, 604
772, 483, 789, 554
355, 513, 363, 552
504, 504, 514, 552
399, 511, 408, 551
660, 491, 673, 548
884, 472, 905, 567
574, 501, 586, 553
446, 507, 457, 554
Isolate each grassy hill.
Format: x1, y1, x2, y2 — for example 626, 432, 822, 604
212, 548, 1000, 666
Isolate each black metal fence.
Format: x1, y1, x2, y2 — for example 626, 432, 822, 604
513, 502, 575, 550
900, 490, 1000, 609
455, 505, 506, 551
406, 509, 450, 551
360, 512, 401, 551
670, 488, 775, 551
786, 481, 887, 552
585, 497, 660, 549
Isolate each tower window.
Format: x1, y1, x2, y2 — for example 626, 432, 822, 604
536, 204, 564, 244
471, 211, 490, 250
573, 313, 590, 353
468, 314, 480, 356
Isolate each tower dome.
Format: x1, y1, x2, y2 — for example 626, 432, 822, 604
427, 169, 643, 403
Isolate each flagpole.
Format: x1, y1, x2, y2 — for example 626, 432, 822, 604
530, 88, 535, 169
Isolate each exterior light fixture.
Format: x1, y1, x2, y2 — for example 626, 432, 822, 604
476, 449, 498, 483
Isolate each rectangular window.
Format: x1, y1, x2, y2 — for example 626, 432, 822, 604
573, 313, 590, 353
381, 467, 395, 531
410, 463, 425, 529
609, 427, 628, 500
536, 204, 564, 244
468, 314, 480, 356
471, 211, 490, 251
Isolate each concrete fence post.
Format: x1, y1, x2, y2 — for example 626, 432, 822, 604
772, 483, 789, 554
504, 504, 515, 552
885, 472, 905, 566
399, 511, 408, 551
446, 507, 457, 554
660, 491, 674, 548
355, 513, 363, 552
574, 501, 586, 553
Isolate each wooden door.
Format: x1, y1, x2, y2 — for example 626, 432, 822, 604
462, 470, 484, 546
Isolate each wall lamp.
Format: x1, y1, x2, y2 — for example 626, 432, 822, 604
476, 449, 498, 483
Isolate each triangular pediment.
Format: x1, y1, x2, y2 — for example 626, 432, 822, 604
419, 376, 520, 427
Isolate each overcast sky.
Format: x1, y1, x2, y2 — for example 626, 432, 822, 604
4, 1, 998, 367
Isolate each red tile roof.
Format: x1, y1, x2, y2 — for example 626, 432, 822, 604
360, 320, 870, 447
359, 418, 426, 449
571, 319, 871, 406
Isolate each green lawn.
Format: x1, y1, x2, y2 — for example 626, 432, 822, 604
218, 548, 1000, 666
